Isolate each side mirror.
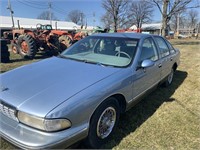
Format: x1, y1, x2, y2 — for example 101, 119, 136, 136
141, 59, 154, 68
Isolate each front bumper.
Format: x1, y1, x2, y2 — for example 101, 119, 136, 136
0, 113, 88, 149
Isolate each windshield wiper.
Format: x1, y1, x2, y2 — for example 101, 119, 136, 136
58, 55, 106, 67
58, 54, 68, 59
58, 54, 79, 61
83, 59, 105, 67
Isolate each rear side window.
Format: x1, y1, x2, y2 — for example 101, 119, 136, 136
139, 38, 158, 62
154, 37, 170, 57
166, 40, 176, 54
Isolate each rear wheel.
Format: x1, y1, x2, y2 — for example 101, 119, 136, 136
17, 34, 37, 59
0, 43, 10, 63
85, 97, 120, 148
164, 68, 174, 87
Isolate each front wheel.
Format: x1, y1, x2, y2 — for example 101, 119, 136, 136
85, 97, 120, 148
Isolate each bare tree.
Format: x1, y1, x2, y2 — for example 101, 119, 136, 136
67, 10, 85, 25
37, 11, 57, 20
101, 12, 113, 28
187, 10, 199, 29
152, 0, 200, 36
129, 0, 154, 28
102, 0, 129, 32
170, 8, 187, 32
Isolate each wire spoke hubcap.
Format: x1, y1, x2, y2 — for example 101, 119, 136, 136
97, 107, 116, 139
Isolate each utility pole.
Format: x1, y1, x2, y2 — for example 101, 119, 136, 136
93, 12, 96, 28
80, 13, 83, 27
48, 1, 52, 25
7, 0, 15, 28
177, 13, 180, 36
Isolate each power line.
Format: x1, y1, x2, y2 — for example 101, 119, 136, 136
16, 0, 48, 9
52, 5, 69, 15
15, 0, 95, 22
23, 0, 49, 7
52, 7, 67, 15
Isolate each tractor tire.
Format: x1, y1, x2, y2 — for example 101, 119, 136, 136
0, 39, 8, 47
59, 35, 72, 51
17, 34, 37, 59
45, 35, 60, 56
1, 43, 10, 63
1, 45, 9, 52
11, 43, 19, 54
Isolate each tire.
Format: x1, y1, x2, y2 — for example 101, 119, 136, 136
59, 35, 72, 51
17, 34, 37, 59
164, 68, 174, 87
1, 45, 8, 52
45, 35, 60, 56
1, 51, 10, 57
85, 97, 120, 148
1, 42, 10, 63
1, 51, 10, 63
0, 39, 8, 47
1, 57, 10, 63
11, 43, 19, 54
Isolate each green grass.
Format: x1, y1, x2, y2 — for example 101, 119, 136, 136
0, 51, 48, 73
0, 39, 200, 149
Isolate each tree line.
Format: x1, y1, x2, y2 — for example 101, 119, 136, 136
37, 0, 199, 36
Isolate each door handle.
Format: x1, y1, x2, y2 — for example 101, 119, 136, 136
170, 57, 173, 61
158, 64, 162, 68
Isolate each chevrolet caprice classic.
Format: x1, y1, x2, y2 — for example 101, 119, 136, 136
0, 33, 180, 149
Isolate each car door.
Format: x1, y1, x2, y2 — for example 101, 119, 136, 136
132, 37, 161, 99
153, 36, 172, 80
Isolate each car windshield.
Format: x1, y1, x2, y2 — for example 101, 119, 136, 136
61, 35, 139, 67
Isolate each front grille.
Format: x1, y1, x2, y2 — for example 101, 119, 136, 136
0, 102, 18, 121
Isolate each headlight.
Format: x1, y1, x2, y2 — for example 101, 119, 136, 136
18, 111, 71, 132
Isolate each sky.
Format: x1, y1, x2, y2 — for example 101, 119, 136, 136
0, 0, 199, 27
0, 0, 163, 27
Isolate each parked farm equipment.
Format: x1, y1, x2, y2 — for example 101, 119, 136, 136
3, 24, 86, 59
0, 39, 10, 63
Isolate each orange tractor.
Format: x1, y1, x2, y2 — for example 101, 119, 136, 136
3, 24, 86, 59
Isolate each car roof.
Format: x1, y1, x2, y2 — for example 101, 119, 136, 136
90, 32, 153, 39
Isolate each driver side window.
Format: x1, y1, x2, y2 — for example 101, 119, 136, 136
139, 38, 158, 63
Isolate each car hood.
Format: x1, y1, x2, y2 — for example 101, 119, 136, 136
0, 57, 121, 117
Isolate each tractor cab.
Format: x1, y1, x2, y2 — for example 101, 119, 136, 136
36, 24, 52, 31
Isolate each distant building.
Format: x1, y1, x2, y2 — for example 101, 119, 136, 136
130, 23, 162, 35
0, 16, 79, 31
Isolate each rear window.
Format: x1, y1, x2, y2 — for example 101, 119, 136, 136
166, 40, 176, 54
154, 37, 170, 57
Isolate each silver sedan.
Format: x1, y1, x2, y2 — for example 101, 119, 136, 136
0, 33, 180, 149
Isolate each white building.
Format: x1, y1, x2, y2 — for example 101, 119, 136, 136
130, 23, 162, 35
0, 16, 79, 31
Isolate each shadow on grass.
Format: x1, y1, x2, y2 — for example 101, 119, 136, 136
99, 70, 188, 149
